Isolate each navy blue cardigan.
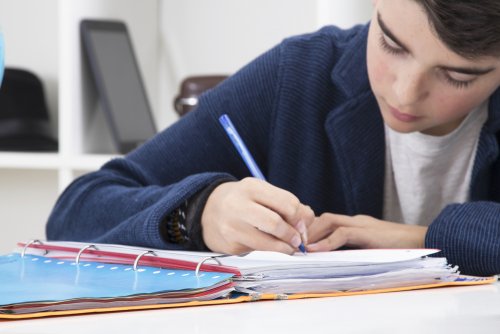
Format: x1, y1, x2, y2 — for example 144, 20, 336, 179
47, 24, 500, 276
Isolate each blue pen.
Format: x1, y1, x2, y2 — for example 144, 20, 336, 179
218, 114, 307, 254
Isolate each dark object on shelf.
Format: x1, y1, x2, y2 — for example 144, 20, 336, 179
174, 75, 228, 116
0, 68, 58, 152
81, 19, 157, 154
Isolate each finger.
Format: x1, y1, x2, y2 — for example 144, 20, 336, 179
306, 226, 352, 252
244, 178, 306, 225
306, 213, 355, 245
240, 178, 314, 241
318, 213, 360, 226
308, 226, 376, 252
236, 223, 296, 254
307, 216, 336, 244
245, 202, 303, 250
293, 205, 315, 245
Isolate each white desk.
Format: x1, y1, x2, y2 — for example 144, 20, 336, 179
2, 283, 499, 334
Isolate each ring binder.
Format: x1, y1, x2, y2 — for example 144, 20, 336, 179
75, 245, 98, 264
133, 250, 157, 271
195, 256, 223, 277
3, 240, 495, 320
21, 239, 44, 258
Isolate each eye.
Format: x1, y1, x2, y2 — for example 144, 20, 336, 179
442, 71, 477, 89
378, 33, 406, 56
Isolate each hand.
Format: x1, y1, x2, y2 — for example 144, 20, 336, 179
306, 213, 428, 251
201, 177, 314, 254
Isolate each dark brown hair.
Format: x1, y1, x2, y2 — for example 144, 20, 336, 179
415, 0, 500, 59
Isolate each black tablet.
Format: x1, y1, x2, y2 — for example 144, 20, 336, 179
80, 19, 157, 154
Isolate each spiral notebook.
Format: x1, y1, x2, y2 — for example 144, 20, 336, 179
0, 240, 495, 320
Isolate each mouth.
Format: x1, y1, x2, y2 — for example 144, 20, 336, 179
387, 105, 421, 123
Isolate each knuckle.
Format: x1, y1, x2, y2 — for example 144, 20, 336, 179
319, 212, 332, 220
239, 177, 254, 188
318, 212, 335, 228
305, 205, 315, 217
283, 201, 300, 219
266, 214, 296, 240
289, 196, 301, 210
336, 226, 348, 236
304, 206, 315, 222
325, 235, 337, 249
241, 176, 253, 182
264, 214, 290, 238
266, 213, 282, 230
218, 224, 234, 239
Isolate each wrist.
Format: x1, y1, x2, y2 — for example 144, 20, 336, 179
417, 226, 428, 248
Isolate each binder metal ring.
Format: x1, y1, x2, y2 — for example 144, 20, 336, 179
133, 250, 157, 271
75, 244, 98, 264
195, 256, 222, 277
21, 239, 44, 258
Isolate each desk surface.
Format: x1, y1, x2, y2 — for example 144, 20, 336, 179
2, 283, 499, 334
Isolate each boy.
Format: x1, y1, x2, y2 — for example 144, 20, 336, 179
47, 0, 500, 276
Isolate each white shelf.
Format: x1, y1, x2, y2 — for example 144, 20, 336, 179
0, 152, 61, 170
66, 154, 119, 171
0, 152, 118, 171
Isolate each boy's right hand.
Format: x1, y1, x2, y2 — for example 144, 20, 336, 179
201, 177, 314, 254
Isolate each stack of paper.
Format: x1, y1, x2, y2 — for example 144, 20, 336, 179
0, 241, 492, 319
204, 249, 459, 294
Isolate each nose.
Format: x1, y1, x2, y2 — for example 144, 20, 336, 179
392, 65, 428, 107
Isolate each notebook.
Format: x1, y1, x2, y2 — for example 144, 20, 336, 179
1, 240, 495, 320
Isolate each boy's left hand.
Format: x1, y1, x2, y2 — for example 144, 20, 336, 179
306, 213, 428, 251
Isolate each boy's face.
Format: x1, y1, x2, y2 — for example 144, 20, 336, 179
367, 0, 500, 136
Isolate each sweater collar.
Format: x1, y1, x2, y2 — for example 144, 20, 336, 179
330, 23, 371, 99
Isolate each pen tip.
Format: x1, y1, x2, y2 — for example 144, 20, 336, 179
298, 243, 307, 254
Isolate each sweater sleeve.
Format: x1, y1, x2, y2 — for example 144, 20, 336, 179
425, 201, 500, 276
46, 43, 283, 250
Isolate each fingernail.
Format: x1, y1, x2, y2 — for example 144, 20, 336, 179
297, 220, 308, 245
297, 220, 306, 234
291, 235, 301, 248
301, 233, 308, 246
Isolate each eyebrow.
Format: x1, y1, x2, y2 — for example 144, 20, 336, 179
377, 12, 410, 52
377, 12, 496, 76
439, 65, 495, 76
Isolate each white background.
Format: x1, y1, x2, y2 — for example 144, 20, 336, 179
0, 0, 372, 253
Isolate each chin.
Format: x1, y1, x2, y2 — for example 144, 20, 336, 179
382, 115, 420, 134
386, 124, 418, 134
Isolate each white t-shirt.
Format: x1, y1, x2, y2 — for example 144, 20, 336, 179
383, 101, 488, 226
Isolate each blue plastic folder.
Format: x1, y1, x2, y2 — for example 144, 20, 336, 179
2, 241, 496, 320
0, 253, 233, 306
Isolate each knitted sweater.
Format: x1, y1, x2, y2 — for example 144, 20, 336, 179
46, 24, 500, 276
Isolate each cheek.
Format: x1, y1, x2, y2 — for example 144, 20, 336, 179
367, 45, 393, 95
442, 79, 500, 118
431, 92, 483, 121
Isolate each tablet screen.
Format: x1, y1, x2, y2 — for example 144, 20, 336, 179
81, 20, 157, 153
